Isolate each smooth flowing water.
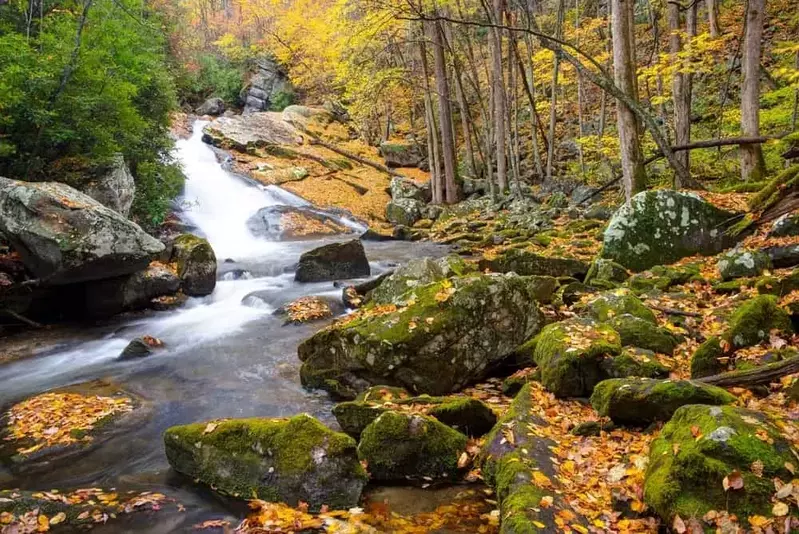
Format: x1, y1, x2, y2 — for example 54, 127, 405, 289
0, 121, 448, 531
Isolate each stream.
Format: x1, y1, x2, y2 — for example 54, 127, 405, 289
0, 121, 453, 532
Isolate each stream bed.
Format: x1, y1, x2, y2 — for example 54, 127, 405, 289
0, 122, 462, 532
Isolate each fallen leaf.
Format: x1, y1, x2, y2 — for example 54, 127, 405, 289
673, 514, 687, 533
723, 470, 744, 491
772, 502, 789, 516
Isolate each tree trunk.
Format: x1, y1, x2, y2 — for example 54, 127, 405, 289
575, 0, 586, 177
698, 356, 799, 388
611, 0, 646, 200
430, 19, 460, 204
418, 24, 443, 204
668, 0, 690, 187
492, 0, 508, 193
546, 0, 565, 182
706, 0, 720, 38
740, 0, 767, 182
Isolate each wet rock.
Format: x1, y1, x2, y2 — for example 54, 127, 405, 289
644, 405, 796, 524
164, 414, 367, 510
357, 411, 467, 482
171, 234, 217, 296
717, 248, 771, 280
532, 318, 622, 398
609, 314, 679, 355
478, 248, 589, 279
600, 190, 736, 271
333, 389, 496, 439
299, 274, 546, 397
0, 177, 163, 285
247, 206, 349, 240
386, 198, 423, 227
79, 154, 136, 216
590, 378, 735, 426
380, 142, 426, 168
295, 239, 370, 283
119, 336, 163, 360
196, 97, 225, 116
369, 256, 475, 305
85, 263, 181, 317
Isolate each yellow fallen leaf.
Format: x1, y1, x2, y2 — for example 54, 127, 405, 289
532, 470, 553, 488
37, 514, 50, 532
772, 502, 789, 516
532, 521, 546, 528
539, 495, 554, 508
204, 422, 219, 434
49, 513, 66, 525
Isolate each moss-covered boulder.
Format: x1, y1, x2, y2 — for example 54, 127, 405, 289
163, 414, 367, 511
299, 274, 546, 397
333, 393, 496, 438
584, 258, 630, 288
171, 234, 217, 296
581, 288, 657, 324
590, 378, 736, 426
369, 255, 475, 305
690, 337, 725, 378
609, 314, 679, 355
478, 248, 589, 279
627, 263, 702, 294
600, 190, 736, 272
294, 239, 370, 283
755, 267, 799, 297
644, 405, 797, 523
725, 295, 793, 349
357, 411, 467, 482
717, 249, 771, 281
386, 198, 423, 227
602, 348, 671, 379
381, 143, 426, 169
533, 318, 622, 398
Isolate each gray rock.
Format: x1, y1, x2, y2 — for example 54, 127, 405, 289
85, 263, 181, 317
379, 141, 425, 168
80, 154, 136, 216
295, 239, 370, 283
202, 113, 300, 151
764, 244, 799, 269
600, 190, 736, 271
769, 213, 799, 238
389, 176, 430, 203
119, 337, 158, 360
196, 97, 225, 116
246, 206, 348, 240
717, 248, 771, 280
386, 198, 423, 227
241, 58, 293, 113
369, 255, 473, 304
171, 234, 217, 296
0, 177, 163, 285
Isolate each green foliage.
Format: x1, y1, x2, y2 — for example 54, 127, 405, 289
0, 0, 182, 227
175, 53, 244, 106
269, 90, 296, 111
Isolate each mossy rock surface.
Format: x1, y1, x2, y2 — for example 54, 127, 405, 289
386, 198, 423, 227
299, 274, 546, 397
171, 234, 217, 296
163, 414, 367, 511
369, 255, 475, 305
533, 318, 622, 398
725, 295, 793, 349
357, 411, 467, 482
644, 405, 796, 523
600, 190, 736, 272
294, 239, 370, 283
755, 268, 799, 297
627, 263, 702, 294
609, 314, 679, 355
690, 337, 725, 378
602, 349, 671, 379
333, 394, 496, 438
717, 249, 771, 281
590, 378, 735, 426
585, 258, 630, 287
478, 248, 589, 279
580, 288, 657, 324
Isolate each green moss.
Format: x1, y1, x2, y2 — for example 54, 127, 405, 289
357, 385, 410, 402
533, 318, 622, 398
357, 411, 468, 482
712, 278, 756, 295
609, 314, 679, 355
590, 378, 736, 426
627, 263, 703, 294
644, 405, 795, 522
725, 295, 794, 349
603, 350, 670, 379
690, 337, 725, 378
583, 289, 657, 324
585, 258, 630, 287
755, 268, 799, 297
478, 248, 588, 278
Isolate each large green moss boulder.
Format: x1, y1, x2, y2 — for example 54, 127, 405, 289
171, 234, 217, 296
333, 393, 496, 438
717, 249, 771, 281
627, 263, 702, 294
690, 337, 725, 378
644, 405, 797, 523
584, 258, 630, 288
369, 255, 475, 305
357, 411, 467, 482
294, 239, 370, 283
385, 198, 423, 227
609, 314, 679, 355
755, 267, 799, 297
299, 274, 546, 397
581, 288, 657, 324
602, 348, 671, 379
533, 318, 622, 398
590, 378, 736, 426
725, 295, 793, 349
163, 414, 367, 511
600, 190, 736, 272
478, 248, 589, 279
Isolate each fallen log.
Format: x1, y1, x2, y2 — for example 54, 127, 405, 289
643, 136, 776, 165
697, 356, 799, 388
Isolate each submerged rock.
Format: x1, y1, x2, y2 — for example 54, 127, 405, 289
644, 405, 796, 523
84, 263, 181, 317
600, 190, 736, 271
163, 414, 367, 511
357, 411, 467, 482
119, 336, 163, 360
295, 239, 370, 283
590, 378, 735, 425
478, 248, 589, 279
171, 234, 217, 296
299, 274, 545, 397
0, 177, 164, 285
